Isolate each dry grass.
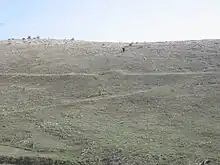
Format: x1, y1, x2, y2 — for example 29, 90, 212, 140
0, 39, 220, 165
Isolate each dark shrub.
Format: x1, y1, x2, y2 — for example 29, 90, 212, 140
129, 42, 133, 46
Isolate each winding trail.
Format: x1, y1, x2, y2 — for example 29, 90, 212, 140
0, 87, 162, 116
0, 70, 218, 115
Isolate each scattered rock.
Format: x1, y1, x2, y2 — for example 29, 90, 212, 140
199, 159, 211, 165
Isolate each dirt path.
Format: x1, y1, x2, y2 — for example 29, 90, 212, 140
0, 145, 59, 158
0, 72, 97, 77
0, 71, 220, 77
99, 70, 220, 76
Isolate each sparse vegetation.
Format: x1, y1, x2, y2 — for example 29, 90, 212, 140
0, 39, 219, 165
27, 36, 31, 40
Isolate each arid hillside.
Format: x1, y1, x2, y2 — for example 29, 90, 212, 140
0, 39, 220, 165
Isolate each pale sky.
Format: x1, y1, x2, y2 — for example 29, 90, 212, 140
1, 0, 220, 42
